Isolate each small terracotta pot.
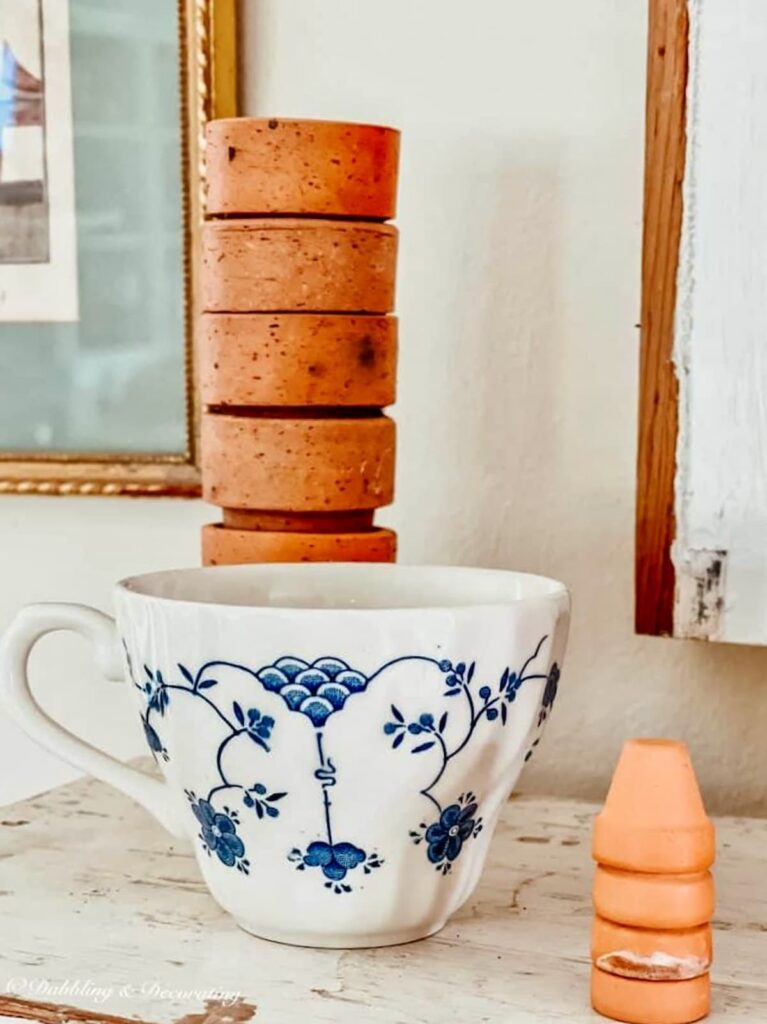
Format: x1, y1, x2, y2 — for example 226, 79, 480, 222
201, 523, 396, 565
593, 866, 714, 930
206, 118, 400, 219
592, 740, 715, 874
201, 313, 397, 408
201, 413, 395, 511
591, 916, 712, 982
202, 219, 397, 314
591, 967, 710, 1024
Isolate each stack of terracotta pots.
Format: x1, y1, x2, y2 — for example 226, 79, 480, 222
200, 118, 400, 565
591, 740, 715, 1024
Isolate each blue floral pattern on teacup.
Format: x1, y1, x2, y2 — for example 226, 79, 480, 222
126, 637, 559, 893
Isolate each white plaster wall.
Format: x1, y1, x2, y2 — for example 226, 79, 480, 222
1, 0, 766, 815
0, 499, 209, 800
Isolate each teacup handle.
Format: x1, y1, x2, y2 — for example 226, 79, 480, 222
0, 603, 185, 838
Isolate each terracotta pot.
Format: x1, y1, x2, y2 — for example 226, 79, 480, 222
591, 916, 712, 982
591, 967, 710, 1024
202, 219, 397, 314
593, 866, 714, 930
201, 413, 395, 511
206, 118, 400, 219
201, 523, 396, 565
222, 509, 375, 532
201, 313, 397, 408
592, 740, 715, 874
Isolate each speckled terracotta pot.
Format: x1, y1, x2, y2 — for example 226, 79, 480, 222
201, 523, 396, 565
591, 917, 712, 982
202, 220, 397, 314
591, 968, 710, 1024
201, 313, 397, 408
593, 866, 714, 931
201, 413, 395, 511
206, 118, 400, 219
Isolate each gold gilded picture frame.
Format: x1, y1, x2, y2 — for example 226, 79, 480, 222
0, 0, 237, 497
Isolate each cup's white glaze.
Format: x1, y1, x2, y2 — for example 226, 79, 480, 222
1, 564, 569, 948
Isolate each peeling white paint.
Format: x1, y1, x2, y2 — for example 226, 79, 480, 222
674, 0, 767, 644
675, 548, 727, 640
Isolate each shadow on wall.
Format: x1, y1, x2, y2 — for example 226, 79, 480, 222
394, 135, 564, 571
390, 132, 767, 818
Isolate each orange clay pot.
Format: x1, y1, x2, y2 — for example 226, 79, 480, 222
592, 740, 715, 874
591, 917, 712, 982
201, 523, 396, 565
200, 313, 397, 408
201, 219, 397, 314
205, 118, 400, 219
593, 865, 714, 930
201, 413, 395, 511
222, 509, 375, 532
591, 967, 710, 1024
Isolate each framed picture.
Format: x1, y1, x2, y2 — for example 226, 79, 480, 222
0, 0, 237, 496
0, 0, 77, 320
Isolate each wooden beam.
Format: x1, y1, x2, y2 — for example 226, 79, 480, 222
635, 0, 689, 636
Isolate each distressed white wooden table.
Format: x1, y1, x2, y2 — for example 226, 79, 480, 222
0, 773, 765, 1024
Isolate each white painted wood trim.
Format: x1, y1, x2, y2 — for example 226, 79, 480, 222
674, 0, 767, 644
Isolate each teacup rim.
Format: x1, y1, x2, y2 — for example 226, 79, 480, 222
116, 562, 570, 614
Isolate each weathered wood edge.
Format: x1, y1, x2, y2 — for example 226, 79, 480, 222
0, 993, 158, 1024
0, 992, 256, 1024
635, 0, 688, 636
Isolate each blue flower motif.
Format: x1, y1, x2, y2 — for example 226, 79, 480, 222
246, 707, 274, 749
413, 794, 484, 874
288, 840, 382, 893
498, 666, 520, 703
303, 840, 365, 880
537, 663, 561, 727
187, 794, 247, 870
426, 803, 477, 864
142, 666, 169, 715
543, 663, 560, 709
256, 657, 369, 725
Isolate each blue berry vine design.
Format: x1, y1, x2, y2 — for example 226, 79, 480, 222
123, 637, 560, 891
125, 646, 286, 875
383, 635, 560, 873
126, 648, 385, 892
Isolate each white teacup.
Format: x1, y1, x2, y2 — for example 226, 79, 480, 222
0, 563, 569, 948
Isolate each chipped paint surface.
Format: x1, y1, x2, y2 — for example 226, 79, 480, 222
673, 0, 767, 644
2, 770, 767, 1022
596, 950, 710, 982
675, 548, 727, 640
174, 998, 257, 1024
